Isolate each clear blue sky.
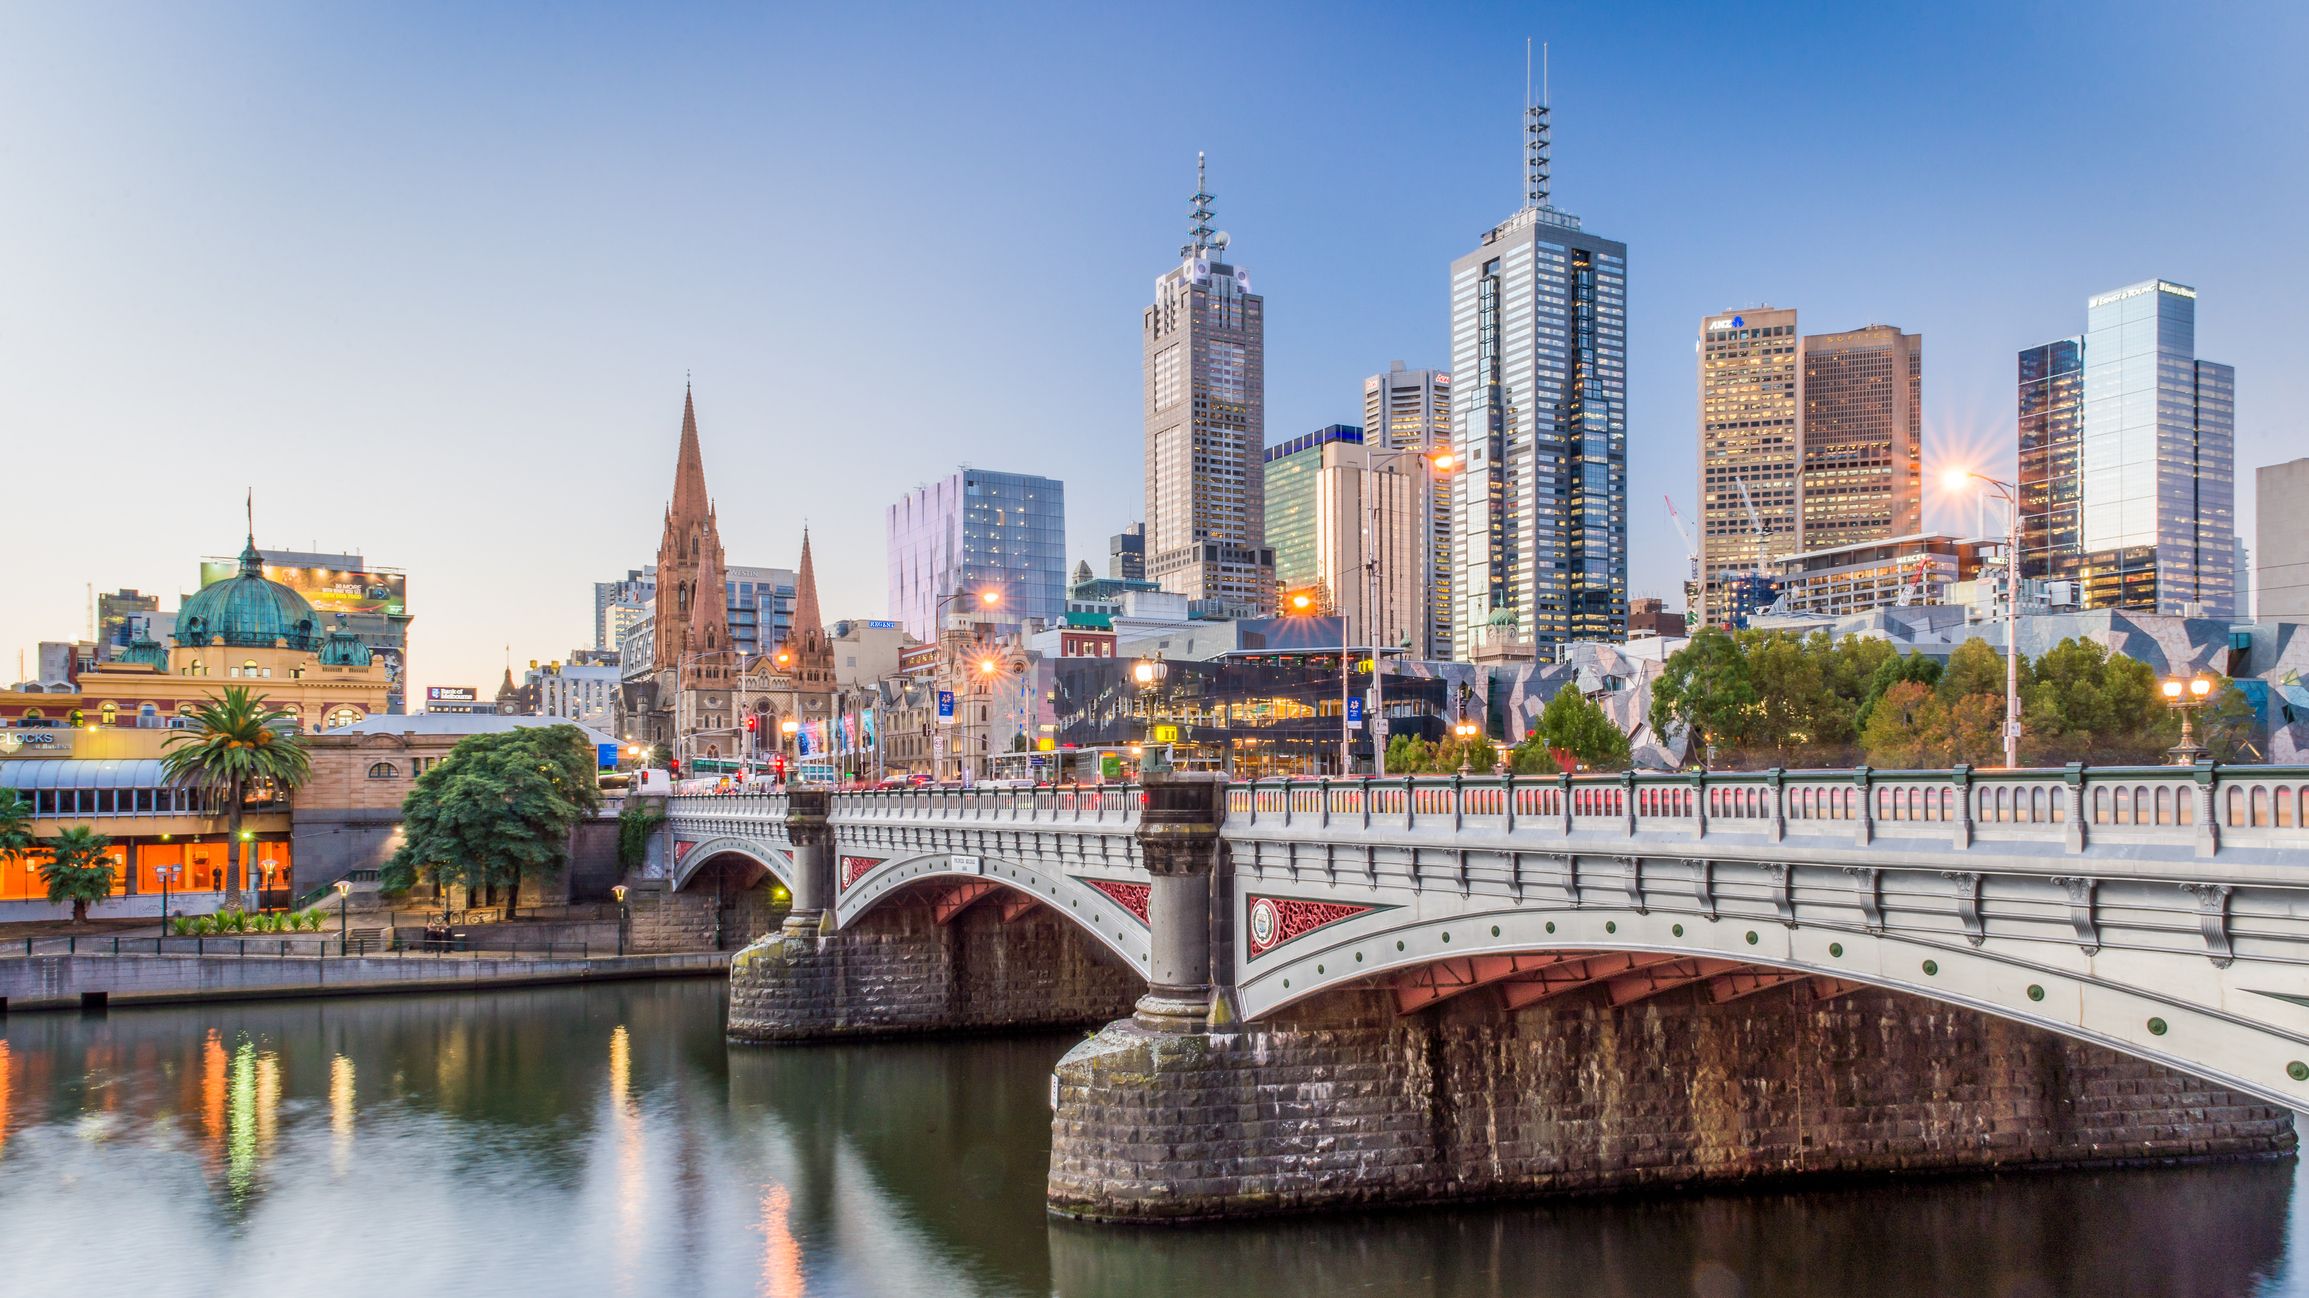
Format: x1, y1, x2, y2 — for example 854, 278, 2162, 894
4, 2, 2303, 695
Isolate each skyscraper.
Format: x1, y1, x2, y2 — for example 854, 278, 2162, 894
886, 468, 1067, 642
1695, 311, 1923, 625
1799, 325, 1922, 552
1696, 308, 1801, 623
1448, 91, 1627, 659
2017, 338, 2086, 584
2020, 279, 2237, 617
1144, 154, 1273, 618
1364, 362, 1453, 658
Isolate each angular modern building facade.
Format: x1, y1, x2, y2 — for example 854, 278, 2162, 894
2019, 279, 2236, 618
1448, 100, 1627, 660
886, 468, 1067, 642
1144, 154, 1274, 619
1364, 362, 1453, 658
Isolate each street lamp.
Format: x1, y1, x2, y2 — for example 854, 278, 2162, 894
778, 718, 800, 782
1364, 445, 1456, 777
2160, 674, 2215, 765
157, 864, 178, 935
1943, 468, 2023, 768
1453, 720, 1480, 775
334, 879, 351, 956
611, 883, 629, 956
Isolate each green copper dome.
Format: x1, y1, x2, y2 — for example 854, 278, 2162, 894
117, 633, 168, 668
318, 618, 372, 667
174, 538, 321, 652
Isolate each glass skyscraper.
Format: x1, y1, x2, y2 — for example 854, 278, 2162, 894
886, 468, 1067, 641
1447, 98, 1627, 659
2020, 279, 2236, 617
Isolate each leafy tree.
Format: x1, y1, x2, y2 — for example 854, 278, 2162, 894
384, 725, 606, 916
1527, 687, 1631, 771
1857, 651, 1942, 733
1937, 638, 2009, 706
1742, 631, 1858, 764
1385, 734, 1438, 774
160, 687, 312, 908
1650, 628, 1757, 766
2021, 637, 2172, 764
649, 742, 672, 768
39, 826, 116, 924
1859, 679, 2005, 768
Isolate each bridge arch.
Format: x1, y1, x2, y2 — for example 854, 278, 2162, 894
1235, 898, 2309, 1110
836, 850, 1153, 977
671, 836, 796, 893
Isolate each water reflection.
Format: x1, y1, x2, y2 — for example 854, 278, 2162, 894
0, 982, 2298, 1298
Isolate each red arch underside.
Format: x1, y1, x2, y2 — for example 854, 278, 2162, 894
1386, 950, 1858, 1015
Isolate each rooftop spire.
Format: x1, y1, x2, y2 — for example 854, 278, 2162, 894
792, 529, 823, 642
1524, 40, 1551, 210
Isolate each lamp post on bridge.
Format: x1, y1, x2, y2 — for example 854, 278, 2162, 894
334, 879, 351, 956
612, 883, 629, 956
2161, 674, 2214, 765
1944, 468, 2023, 769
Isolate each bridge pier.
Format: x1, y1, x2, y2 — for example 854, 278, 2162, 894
1047, 980, 2296, 1222
1133, 773, 1224, 1031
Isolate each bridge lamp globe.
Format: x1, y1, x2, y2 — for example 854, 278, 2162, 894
2162, 679, 2184, 701
978, 590, 1002, 608
779, 720, 798, 737
2190, 677, 2213, 700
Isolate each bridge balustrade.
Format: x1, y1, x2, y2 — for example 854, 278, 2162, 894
813, 783, 1141, 827
1220, 766, 2307, 856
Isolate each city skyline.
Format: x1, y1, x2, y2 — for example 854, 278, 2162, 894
5, 5, 2304, 692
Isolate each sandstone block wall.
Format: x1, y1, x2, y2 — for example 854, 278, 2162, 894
626, 879, 784, 954
1049, 984, 2298, 1221
727, 895, 1144, 1043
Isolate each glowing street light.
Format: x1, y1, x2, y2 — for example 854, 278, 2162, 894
1943, 467, 2023, 768
2161, 674, 2216, 765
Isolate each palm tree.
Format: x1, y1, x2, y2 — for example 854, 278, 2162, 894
0, 788, 34, 881
161, 687, 312, 909
39, 825, 116, 924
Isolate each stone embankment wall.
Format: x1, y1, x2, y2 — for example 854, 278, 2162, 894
625, 876, 785, 954
0, 951, 727, 1011
727, 895, 1143, 1043
1049, 984, 2298, 1221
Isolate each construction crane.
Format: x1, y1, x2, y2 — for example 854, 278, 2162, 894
1663, 495, 1701, 626
1735, 477, 1768, 572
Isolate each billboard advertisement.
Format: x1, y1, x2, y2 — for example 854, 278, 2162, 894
199, 560, 408, 619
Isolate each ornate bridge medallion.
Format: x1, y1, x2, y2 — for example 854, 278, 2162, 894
1247, 895, 1381, 958
840, 856, 883, 891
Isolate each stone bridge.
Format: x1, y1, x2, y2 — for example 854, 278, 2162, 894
666, 764, 2309, 1220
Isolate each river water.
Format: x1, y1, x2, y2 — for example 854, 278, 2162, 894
0, 979, 2301, 1298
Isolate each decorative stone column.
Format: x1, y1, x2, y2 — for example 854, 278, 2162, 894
782, 787, 833, 936
1133, 771, 1224, 1030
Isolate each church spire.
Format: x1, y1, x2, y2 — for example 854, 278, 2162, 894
670, 383, 710, 524
792, 529, 823, 646
788, 529, 835, 695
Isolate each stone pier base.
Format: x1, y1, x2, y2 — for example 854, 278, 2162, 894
727, 897, 1143, 1043
1048, 984, 2298, 1221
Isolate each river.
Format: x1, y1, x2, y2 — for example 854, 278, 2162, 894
0, 980, 2301, 1298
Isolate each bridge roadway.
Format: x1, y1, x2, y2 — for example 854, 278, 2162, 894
665, 762, 2309, 1110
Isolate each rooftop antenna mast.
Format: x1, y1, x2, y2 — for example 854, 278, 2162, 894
1185, 151, 1216, 255
1525, 40, 1551, 210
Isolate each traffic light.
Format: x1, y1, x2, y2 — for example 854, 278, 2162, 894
744, 715, 758, 733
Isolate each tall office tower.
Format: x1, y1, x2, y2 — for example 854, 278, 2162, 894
2017, 339, 2086, 583
2021, 280, 2237, 616
1364, 362, 1454, 658
1144, 154, 1274, 618
1799, 325, 1922, 552
1448, 92, 1627, 659
886, 468, 1067, 642
1109, 523, 1145, 580
1695, 308, 1800, 625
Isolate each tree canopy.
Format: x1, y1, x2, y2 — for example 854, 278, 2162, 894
1511, 687, 1632, 772
1647, 629, 2248, 769
383, 725, 605, 915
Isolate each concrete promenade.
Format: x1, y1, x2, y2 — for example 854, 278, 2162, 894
0, 948, 729, 1011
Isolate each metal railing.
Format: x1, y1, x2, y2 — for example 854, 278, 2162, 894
6, 935, 609, 960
